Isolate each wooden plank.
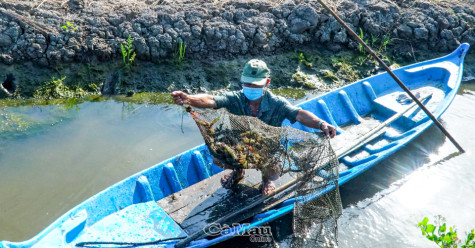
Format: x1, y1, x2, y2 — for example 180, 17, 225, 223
157, 169, 292, 234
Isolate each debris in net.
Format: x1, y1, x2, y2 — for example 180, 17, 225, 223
187, 106, 342, 247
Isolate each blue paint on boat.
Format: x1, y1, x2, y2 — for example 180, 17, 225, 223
0, 43, 469, 248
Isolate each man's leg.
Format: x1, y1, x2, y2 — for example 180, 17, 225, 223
213, 157, 245, 189
260, 163, 281, 195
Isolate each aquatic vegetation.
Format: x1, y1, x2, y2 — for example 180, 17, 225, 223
33, 77, 87, 100
291, 71, 321, 89
332, 58, 360, 83
114, 92, 174, 105
418, 216, 475, 248
0, 109, 31, 133
271, 88, 308, 100
0, 102, 78, 141
84, 83, 100, 93
321, 69, 339, 82
121, 35, 136, 67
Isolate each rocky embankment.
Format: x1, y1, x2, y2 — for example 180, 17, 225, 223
0, 0, 474, 98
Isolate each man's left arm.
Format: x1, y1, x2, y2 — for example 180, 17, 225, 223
296, 109, 337, 138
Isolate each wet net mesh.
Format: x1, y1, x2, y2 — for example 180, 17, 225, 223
187, 106, 342, 247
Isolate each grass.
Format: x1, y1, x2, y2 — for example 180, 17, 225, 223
174, 41, 186, 65
357, 27, 392, 65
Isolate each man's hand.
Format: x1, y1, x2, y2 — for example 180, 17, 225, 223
296, 109, 337, 138
170, 91, 217, 108
320, 122, 337, 138
171, 91, 189, 105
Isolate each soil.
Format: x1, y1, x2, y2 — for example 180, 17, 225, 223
0, 0, 474, 98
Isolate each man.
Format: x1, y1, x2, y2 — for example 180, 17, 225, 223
171, 59, 337, 195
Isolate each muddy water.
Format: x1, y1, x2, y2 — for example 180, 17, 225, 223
0, 101, 204, 241
1, 80, 475, 246
336, 79, 475, 247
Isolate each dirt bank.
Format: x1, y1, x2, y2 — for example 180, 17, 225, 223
0, 0, 474, 98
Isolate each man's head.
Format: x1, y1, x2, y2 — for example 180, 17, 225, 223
241, 59, 271, 101
241, 59, 270, 86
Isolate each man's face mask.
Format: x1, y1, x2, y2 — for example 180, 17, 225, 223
242, 86, 264, 101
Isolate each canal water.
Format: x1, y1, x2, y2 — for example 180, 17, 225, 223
0, 81, 474, 246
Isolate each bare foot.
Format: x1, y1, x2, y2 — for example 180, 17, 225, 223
220, 169, 245, 189
259, 180, 276, 195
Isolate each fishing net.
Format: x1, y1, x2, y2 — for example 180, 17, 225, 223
186, 106, 342, 247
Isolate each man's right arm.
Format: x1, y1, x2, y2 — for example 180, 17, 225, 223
171, 91, 217, 109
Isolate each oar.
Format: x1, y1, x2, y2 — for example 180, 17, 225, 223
174, 93, 430, 248
316, 0, 465, 153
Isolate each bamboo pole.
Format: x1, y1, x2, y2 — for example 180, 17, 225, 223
316, 0, 464, 153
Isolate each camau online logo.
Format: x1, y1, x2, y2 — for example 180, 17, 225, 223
203, 223, 273, 243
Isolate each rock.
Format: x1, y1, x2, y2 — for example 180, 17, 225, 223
333, 29, 348, 44
414, 27, 429, 40
288, 5, 319, 34
101, 71, 119, 95
440, 29, 454, 40
133, 37, 149, 59
0, 33, 12, 46
397, 24, 413, 39
68, 0, 85, 12
0, 0, 473, 66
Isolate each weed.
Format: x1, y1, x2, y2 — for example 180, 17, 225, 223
270, 88, 307, 100
34, 77, 87, 100
336, 62, 359, 82
84, 83, 100, 93
61, 21, 77, 32
321, 69, 339, 82
298, 52, 313, 67
358, 28, 368, 55
291, 71, 318, 88
357, 28, 392, 65
121, 35, 136, 67
174, 41, 186, 65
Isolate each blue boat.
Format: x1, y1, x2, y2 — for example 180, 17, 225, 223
0, 43, 469, 248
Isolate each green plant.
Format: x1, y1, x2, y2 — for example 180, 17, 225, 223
34, 77, 87, 100
61, 21, 77, 32
121, 35, 136, 67
358, 28, 368, 55
356, 28, 392, 65
321, 69, 339, 82
298, 52, 313, 67
418, 216, 475, 248
175, 41, 186, 65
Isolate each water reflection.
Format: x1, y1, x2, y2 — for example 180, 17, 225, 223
0, 100, 203, 241
337, 80, 475, 248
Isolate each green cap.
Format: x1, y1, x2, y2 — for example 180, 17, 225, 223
240, 59, 270, 86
